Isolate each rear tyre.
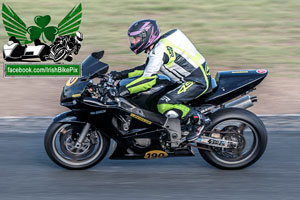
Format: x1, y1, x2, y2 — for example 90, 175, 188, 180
198, 108, 267, 170
53, 48, 67, 62
44, 122, 110, 170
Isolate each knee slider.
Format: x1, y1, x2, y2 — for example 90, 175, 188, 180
164, 110, 180, 118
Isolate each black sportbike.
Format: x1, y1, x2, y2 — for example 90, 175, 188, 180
44, 51, 268, 170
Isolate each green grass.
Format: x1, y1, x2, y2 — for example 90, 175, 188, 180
1, 0, 299, 76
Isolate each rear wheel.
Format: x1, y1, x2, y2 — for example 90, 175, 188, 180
53, 48, 67, 62
49, 45, 66, 62
198, 108, 267, 169
44, 122, 110, 169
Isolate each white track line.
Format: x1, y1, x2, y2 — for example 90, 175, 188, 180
0, 116, 52, 119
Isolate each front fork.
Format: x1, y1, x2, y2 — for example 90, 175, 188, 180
75, 122, 91, 148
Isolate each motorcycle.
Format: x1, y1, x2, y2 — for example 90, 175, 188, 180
44, 51, 268, 170
47, 37, 80, 62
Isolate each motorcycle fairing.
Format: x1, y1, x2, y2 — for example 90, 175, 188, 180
52, 111, 86, 124
109, 142, 194, 159
60, 77, 90, 103
109, 142, 163, 159
191, 69, 268, 105
61, 51, 109, 104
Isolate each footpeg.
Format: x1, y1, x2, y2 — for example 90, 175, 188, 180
179, 126, 204, 145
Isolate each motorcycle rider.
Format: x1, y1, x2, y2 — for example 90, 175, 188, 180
110, 19, 211, 142
50, 31, 83, 62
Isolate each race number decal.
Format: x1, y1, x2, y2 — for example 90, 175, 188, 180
66, 77, 78, 86
177, 81, 194, 94
144, 150, 168, 159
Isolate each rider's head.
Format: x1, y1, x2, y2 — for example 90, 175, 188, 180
74, 31, 83, 44
128, 19, 160, 54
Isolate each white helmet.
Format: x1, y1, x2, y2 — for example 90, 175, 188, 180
75, 31, 83, 43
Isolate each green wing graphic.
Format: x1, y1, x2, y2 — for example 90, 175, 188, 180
57, 3, 82, 36
2, 3, 30, 44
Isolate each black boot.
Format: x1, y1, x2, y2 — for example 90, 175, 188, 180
185, 112, 211, 141
186, 125, 204, 141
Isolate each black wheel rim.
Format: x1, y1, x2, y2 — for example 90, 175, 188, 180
51, 124, 104, 166
208, 119, 259, 165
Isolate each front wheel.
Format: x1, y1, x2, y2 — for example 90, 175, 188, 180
44, 122, 110, 169
198, 108, 267, 170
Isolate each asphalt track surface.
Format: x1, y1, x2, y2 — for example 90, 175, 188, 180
0, 115, 300, 200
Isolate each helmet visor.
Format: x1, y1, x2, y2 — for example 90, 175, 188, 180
128, 36, 142, 47
75, 37, 82, 44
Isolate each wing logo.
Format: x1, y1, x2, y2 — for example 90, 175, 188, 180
2, 3, 82, 45
2, 3, 83, 62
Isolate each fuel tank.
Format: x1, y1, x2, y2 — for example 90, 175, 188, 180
119, 75, 175, 112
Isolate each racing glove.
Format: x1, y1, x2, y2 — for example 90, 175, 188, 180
118, 86, 130, 97
107, 86, 130, 98
110, 71, 123, 80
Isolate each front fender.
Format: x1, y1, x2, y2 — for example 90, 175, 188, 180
53, 111, 85, 124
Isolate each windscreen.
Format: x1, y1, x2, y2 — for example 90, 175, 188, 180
81, 51, 109, 78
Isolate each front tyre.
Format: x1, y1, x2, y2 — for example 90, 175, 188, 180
44, 122, 110, 170
199, 108, 267, 170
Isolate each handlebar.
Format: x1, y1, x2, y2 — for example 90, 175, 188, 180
96, 73, 118, 104
98, 73, 115, 86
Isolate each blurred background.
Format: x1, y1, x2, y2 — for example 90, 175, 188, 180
0, 0, 299, 116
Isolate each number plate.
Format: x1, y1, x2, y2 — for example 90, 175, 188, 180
144, 150, 168, 159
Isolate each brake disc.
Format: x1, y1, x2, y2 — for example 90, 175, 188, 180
59, 128, 95, 160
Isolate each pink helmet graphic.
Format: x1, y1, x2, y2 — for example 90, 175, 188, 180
128, 19, 161, 54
